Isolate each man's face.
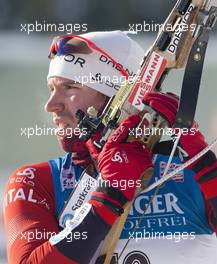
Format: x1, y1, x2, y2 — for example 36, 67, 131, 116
45, 76, 107, 151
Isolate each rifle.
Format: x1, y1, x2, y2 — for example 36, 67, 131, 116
71, 0, 217, 263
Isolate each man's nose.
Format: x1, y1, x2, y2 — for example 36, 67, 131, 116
44, 91, 65, 113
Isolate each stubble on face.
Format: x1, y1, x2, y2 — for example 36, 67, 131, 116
46, 77, 108, 152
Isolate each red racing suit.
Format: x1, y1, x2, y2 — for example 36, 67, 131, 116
3, 150, 217, 264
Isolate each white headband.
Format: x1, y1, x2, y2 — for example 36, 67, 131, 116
48, 50, 129, 97
47, 31, 144, 97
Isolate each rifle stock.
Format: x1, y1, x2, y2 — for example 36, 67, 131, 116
95, 0, 210, 263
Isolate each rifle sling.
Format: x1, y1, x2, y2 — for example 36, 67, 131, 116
174, 28, 210, 129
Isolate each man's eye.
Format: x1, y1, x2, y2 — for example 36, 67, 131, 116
49, 87, 54, 93
65, 85, 80, 90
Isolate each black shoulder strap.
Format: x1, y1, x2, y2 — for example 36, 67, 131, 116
174, 6, 217, 129
174, 27, 209, 129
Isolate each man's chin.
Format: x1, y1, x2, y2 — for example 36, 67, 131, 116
57, 136, 74, 152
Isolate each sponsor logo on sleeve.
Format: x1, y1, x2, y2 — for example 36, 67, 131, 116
9, 167, 36, 187
4, 188, 37, 208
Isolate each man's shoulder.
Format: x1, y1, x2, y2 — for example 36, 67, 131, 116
4, 161, 53, 195
3, 161, 58, 213
4, 153, 73, 195
13, 161, 50, 173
